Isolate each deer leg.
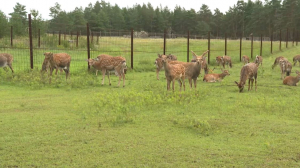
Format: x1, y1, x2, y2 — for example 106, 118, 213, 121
172, 79, 175, 91
250, 79, 254, 90
96, 70, 98, 76
248, 79, 251, 91
63, 69, 69, 81
101, 69, 106, 85
188, 78, 192, 88
167, 79, 170, 91
49, 68, 54, 84
177, 80, 182, 91
193, 78, 197, 89
8, 64, 14, 73
156, 69, 159, 80
107, 71, 111, 86
255, 79, 257, 91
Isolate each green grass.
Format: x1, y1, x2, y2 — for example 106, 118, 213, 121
1, 38, 300, 167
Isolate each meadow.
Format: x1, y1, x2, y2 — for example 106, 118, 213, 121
0, 37, 300, 167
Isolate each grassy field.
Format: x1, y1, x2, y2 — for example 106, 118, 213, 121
1, 38, 300, 167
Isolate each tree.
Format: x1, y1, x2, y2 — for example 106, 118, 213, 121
49, 2, 62, 19
30, 9, 46, 37
0, 10, 9, 38
9, 3, 27, 36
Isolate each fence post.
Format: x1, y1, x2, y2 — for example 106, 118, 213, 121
260, 34, 263, 56
76, 31, 79, 48
131, 29, 133, 69
38, 29, 40, 48
251, 33, 253, 59
208, 31, 210, 64
163, 29, 166, 55
187, 30, 190, 62
10, 26, 13, 47
271, 30, 273, 54
59, 30, 61, 45
225, 33, 227, 56
286, 28, 288, 48
279, 29, 282, 51
28, 14, 33, 69
86, 23, 90, 70
239, 33, 242, 62
293, 28, 295, 46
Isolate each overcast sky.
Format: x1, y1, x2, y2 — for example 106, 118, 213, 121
1, 0, 240, 20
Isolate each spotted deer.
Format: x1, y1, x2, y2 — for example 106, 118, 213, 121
41, 58, 63, 74
88, 54, 127, 87
272, 56, 287, 69
191, 50, 209, 74
43, 52, 71, 83
0, 53, 14, 73
279, 59, 292, 80
216, 56, 223, 66
155, 54, 177, 80
254, 55, 263, 66
293, 55, 300, 66
221, 56, 232, 68
242, 55, 250, 65
161, 57, 185, 91
203, 69, 230, 82
235, 63, 258, 92
283, 70, 300, 86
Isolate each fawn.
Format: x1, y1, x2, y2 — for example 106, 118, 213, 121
283, 70, 300, 86
203, 69, 230, 82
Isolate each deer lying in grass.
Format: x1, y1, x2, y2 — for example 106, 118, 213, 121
272, 56, 287, 69
293, 55, 300, 66
283, 70, 300, 86
235, 63, 258, 92
254, 55, 263, 66
242, 55, 250, 65
155, 54, 177, 80
221, 55, 232, 68
88, 54, 127, 87
203, 69, 230, 82
0, 53, 14, 73
43, 52, 71, 83
191, 50, 209, 74
162, 57, 185, 91
216, 56, 223, 66
279, 59, 292, 80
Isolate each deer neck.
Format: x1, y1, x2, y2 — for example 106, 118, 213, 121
219, 72, 227, 79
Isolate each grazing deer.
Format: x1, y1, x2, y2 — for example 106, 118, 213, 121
272, 56, 287, 69
221, 55, 232, 68
242, 55, 250, 65
293, 55, 300, 66
191, 50, 209, 74
216, 56, 223, 66
43, 52, 71, 82
162, 57, 185, 91
283, 70, 300, 86
235, 63, 258, 92
0, 53, 14, 73
254, 55, 263, 66
41, 58, 63, 74
88, 54, 127, 87
203, 69, 230, 82
279, 59, 292, 80
155, 54, 177, 80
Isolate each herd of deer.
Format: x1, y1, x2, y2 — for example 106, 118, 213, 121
1, 51, 300, 92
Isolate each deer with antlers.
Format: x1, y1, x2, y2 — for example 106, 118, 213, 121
203, 69, 230, 82
283, 70, 300, 86
242, 55, 250, 65
221, 55, 232, 68
191, 50, 209, 74
235, 63, 258, 92
0, 53, 14, 73
161, 57, 185, 91
155, 54, 177, 80
279, 59, 292, 80
87, 54, 127, 87
254, 55, 263, 67
293, 55, 300, 66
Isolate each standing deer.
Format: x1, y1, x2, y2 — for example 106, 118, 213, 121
221, 56, 232, 68
279, 59, 292, 80
272, 56, 287, 69
283, 70, 300, 86
88, 54, 127, 87
293, 55, 300, 66
242, 55, 250, 65
254, 55, 263, 66
191, 50, 209, 74
203, 69, 230, 82
155, 54, 177, 80
0, 53, 14, 73
235, 63, 258, 92
162, 57, 185, 91
216, 56, 223, 66
43, 52, 71, 83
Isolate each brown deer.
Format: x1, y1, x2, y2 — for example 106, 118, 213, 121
293, 55, 300, 66
279, 59, 292, 80
155, 54, 177, 80
272, 56, 287, 69
0, 53, 14, 73
283, 70, 300, 86
203, 69, 230, 82
88, 54, 127, 87
191, 50, 209, 74
161, 57, 185, 91
43, 52, 71, 82
242, 55, 250, 65
254, 55, 263, 66
41, 58, 63, 74
235, 63, 258, 92
221, 55, 232, 68
216, 56, 223, 66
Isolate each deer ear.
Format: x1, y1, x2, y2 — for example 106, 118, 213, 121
158, 54, 162, 58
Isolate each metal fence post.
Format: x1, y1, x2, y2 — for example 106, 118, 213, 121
59, 30, 61, 45
28, 14, 33, 69
187, 30, 190, 62
271, 30, 273, 54
76, 31, 79, 48
86, 23, 90, 70
38, 29, 40, 48
163, 29, 166, 55
10, 26, 13, 47
240, 33, 242, 62
280, 29, 282, 51
225, 33, 227, 56
260, 34, 263, 56
251, 33, 253, 59
208, 31, 210, 64
286, 28, 288, 48
131, 29, 133, 69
